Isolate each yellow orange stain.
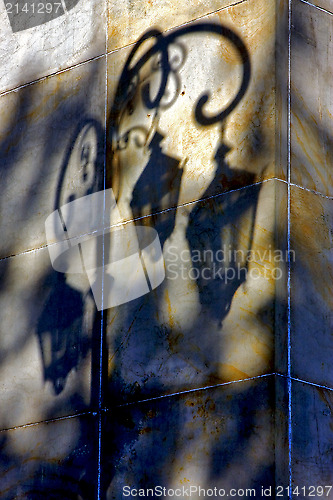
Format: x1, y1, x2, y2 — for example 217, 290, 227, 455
164, 289, 174, 329
220, 364, 249, 380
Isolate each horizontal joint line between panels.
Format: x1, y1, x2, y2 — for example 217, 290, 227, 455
110, 373, 277, 409
278, 374, 333, 392
0, 178, 277, 262
0, 411, 96, 434
0, 53, 107, 98
297, 0, 333, 16
105, 0, 250, 59
289, 182, 333, 200
7, 373, 329, 432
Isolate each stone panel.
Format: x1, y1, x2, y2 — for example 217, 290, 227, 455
291, 0, 333, 196
290, 186, 333, 388
0, 56, 106, 260
292, 380, 333, 495
102, 377, 275, 499
106, 180, 282, 404
107, 0, 247, 53
107, 0, 276, 219
0, 414, 98, 499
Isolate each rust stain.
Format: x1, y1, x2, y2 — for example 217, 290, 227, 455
139, 426, 152, 435
251, 338, 271, 358
221, 364, 249, 380
185, 400, 195, 407
164, 289, 174, 329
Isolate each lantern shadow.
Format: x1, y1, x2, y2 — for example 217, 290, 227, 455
130, 130, 184, 248
185, 142, 262, 325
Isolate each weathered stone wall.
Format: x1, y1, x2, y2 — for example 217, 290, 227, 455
0, 0, 331, 498
290, 0, 333, 492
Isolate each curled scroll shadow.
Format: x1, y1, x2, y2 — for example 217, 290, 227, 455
107, 21, 252, 267
108, 22, 250, 151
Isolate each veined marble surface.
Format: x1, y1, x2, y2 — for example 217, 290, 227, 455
290, 186, 333, 388
108, 0, 246, 53
296, 0, 333, 13
292, 381, 333, 491
0, 246, 95, 429
0, 56, 106, 260
103, 377, 275, 499
107, 0, 276, 222
106, 180, 284, 403
291, 0, 333, 196
0, 414, 97, 499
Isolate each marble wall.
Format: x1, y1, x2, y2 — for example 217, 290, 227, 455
290, 0, 333, 493
0, 0, 330, 497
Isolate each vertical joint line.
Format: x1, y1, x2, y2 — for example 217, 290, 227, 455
96, 4, 109, 499
287, 0, 292, 498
